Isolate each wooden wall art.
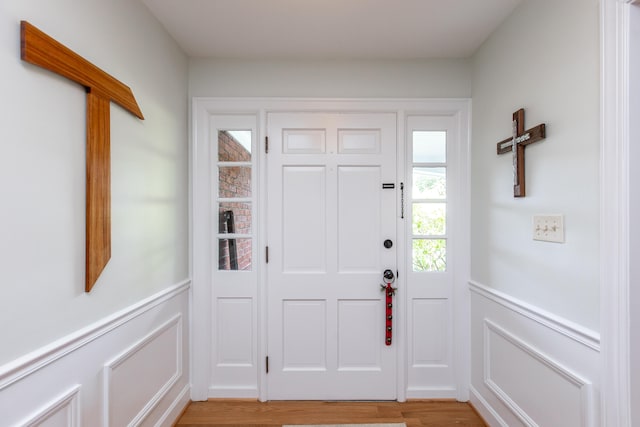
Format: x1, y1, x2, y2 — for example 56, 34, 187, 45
20, 21, 144, 292
496, 108, 546, 197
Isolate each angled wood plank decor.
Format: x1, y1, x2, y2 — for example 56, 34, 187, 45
20, 21, 144, 292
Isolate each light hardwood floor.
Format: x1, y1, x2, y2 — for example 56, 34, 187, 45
175, 400, 487, 427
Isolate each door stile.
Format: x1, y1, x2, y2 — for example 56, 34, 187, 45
395, 109, 408, 402
191, 99, 213, 401
258, 108, 268, 402
452, 104, 471, 401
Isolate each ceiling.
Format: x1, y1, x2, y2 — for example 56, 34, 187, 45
141, 0, 522, 60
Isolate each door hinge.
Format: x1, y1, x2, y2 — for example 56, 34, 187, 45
266, 246, 269, 263
265, 136, 269, 154
266, 356, 269, 374
400, 182, 405, 219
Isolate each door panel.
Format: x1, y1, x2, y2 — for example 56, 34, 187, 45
411, 298, 449, 366
282, 300, 327, 370
282, 166, 326, 272
337, 166, 380, 272
267, 112, 397, 400
338, 129, 380, 154
337, 299, 382, 369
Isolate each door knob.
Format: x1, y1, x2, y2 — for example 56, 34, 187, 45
383, 269, 395, 282
383, 239, 393, 249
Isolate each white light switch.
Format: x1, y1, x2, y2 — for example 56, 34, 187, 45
533, 214, 564, 243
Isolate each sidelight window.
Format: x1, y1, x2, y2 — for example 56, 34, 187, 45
217, 130, 254, 271
411, 131, 447, 272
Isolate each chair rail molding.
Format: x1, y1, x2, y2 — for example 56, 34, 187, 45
0, 280, 190, 390
468, 281, 600, 350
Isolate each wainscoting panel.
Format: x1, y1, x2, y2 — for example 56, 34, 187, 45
104, 315, 182, 427
469, 282, 599, 427
0, 281, 190, 427
484, 320, 593, 427
21, 385, 80, 427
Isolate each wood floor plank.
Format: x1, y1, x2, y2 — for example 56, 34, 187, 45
174, 400, 487, 427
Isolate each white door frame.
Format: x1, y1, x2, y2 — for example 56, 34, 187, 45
190, 98, 471, 402
600, 1, 636, 425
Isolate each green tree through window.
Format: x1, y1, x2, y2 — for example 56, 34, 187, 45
411, 131, 447, 272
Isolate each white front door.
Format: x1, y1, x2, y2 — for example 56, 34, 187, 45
266, 112, 398, 400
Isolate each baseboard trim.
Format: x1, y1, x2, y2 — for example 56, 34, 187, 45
405, 387, 458, 400
162, 384, 191, 427
208, 386, 259, 399
469, 384, 508, 427
468, 399, 492, 427
0, 279, 191, 391
468, 280, 600, 351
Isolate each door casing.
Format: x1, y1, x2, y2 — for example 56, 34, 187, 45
190, 98, 471, 402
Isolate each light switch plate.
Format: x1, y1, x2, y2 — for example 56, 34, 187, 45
533, 214, 564, 243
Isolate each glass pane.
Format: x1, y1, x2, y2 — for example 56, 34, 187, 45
413, 167, 446, 199
413, 203, 446, 235
219, 238, 252, 271
218, 130, 252, 161
413, 131, 446, 163
218, 166, 252, 198
218, 202, 252, 234
413, 239, 446, 272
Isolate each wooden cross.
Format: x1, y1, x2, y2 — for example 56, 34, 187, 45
496, 109, 546, 197
20, 21, 144, 292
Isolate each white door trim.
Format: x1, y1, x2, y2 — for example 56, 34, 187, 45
600, 1, 633, 425
190, 98, 471, 402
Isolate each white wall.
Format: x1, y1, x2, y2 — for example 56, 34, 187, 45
0, 0, 189, 365
470, 0, 600, 330
189, 58, 472, 98
469, 0, 601, 425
